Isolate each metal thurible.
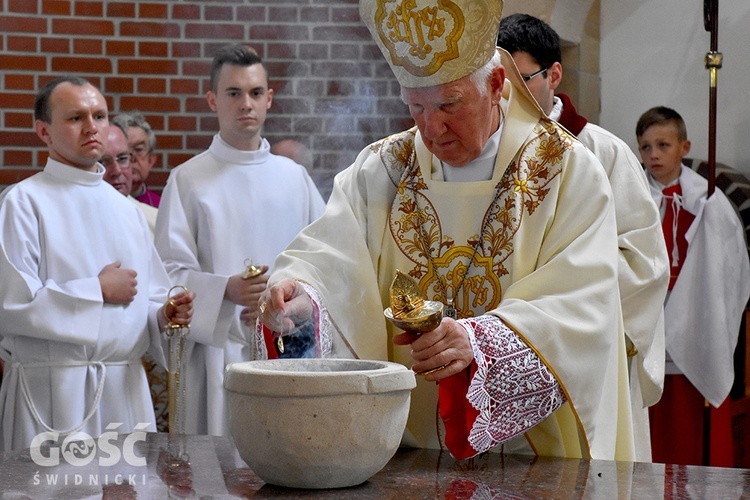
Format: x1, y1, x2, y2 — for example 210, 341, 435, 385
242, 259, 264, 279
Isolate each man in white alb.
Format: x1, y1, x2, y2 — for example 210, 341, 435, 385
154, 44, 326, 437
0, 76, 193, 451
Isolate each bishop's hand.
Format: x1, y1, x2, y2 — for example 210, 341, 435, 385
392, 317, 474, 381
258, 278, 314, 335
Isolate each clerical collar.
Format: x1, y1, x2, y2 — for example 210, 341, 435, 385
548, 96, 563, 122
441, 116, 504, 182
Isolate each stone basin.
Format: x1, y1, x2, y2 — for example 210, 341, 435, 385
224, 358, 416, 489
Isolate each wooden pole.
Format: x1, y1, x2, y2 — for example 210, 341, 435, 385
702, 0, 721, 466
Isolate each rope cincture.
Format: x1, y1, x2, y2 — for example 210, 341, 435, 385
17, 358, 137, 435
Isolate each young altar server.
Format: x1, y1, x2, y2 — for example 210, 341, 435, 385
154, 44, 326, 437
0, 76, 194, 451
258, 0, 637, 461
636, 106, 750, 466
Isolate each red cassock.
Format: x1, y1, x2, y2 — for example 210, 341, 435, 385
650, 375, 734, 467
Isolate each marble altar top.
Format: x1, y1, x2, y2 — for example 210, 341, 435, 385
1, 432, 748, 498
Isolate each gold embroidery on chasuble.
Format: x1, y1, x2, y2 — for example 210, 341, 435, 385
374, 0, 464, 77
380, 121, 572, 319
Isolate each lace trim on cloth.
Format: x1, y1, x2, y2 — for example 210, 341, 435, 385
462, 315, 566, 453
255, 315, 269, 360
254, 281, 333, 359
299, 282, 332, 358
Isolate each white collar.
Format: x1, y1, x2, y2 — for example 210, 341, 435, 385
548, 96, 563, 121
648, 167, 684, 191
209, 134, 271, 165
44, 158, 104, 186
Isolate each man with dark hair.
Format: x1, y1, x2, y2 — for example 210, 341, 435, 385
208, 44, 263, 93
154, 44, 325, 437
0, 76, 193, 451
498, 13, 670, 461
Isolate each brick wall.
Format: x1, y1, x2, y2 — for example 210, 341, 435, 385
0, 0, 414, 199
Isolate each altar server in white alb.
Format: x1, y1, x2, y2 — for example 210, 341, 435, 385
258, 0, 636, 461
154, 44, 326, 437
0, 76, 194, 451
496, 14, 670, 462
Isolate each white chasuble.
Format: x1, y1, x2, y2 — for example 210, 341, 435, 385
266, 73, 635, 461
0, 159, 170, 451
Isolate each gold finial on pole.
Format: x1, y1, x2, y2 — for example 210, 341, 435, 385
704, 0, 721, 198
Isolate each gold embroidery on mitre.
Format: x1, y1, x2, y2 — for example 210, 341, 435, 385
374, 0, 464, 77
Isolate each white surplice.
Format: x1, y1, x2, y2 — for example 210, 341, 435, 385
649, 165, 750, 408
0, 159, 170, 451
578, 124, 669, 462
154, 135, 325, 437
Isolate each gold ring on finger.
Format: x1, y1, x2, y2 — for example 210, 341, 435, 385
416, 362, 451, 376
